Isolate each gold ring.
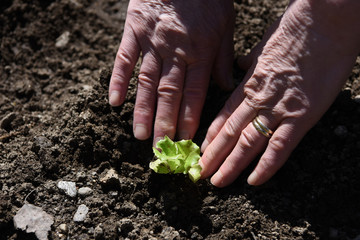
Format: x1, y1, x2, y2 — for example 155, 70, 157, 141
252, 116, 274, 138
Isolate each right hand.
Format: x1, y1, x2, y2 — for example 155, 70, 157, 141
108, 0, 235, 144
199, 0, 360, 187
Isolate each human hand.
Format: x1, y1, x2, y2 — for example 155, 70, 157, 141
109, 0, 235, 144
200, 0, 360, 187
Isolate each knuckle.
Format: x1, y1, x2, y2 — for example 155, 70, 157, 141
157, 83, 182, 99
239, 127, 256, 150
224, 118, 238, 138
138, 72, 157, 90
243, 93, 262, 110
268, 135, 286, 153
116, 50, 134, 67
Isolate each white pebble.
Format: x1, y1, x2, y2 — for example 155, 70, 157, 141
55, 31, 70, 48
73, 204, 89, 222
58, 223, 68, 233
78, 187, 93, 197
13, 204, 54, 240
57, 181, 77, 197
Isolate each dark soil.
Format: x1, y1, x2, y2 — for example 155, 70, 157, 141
1, 0, 360, 239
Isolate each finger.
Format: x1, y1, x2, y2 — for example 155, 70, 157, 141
176, 62, 212, 140
210, 114, 279, 187
201, 76, 250, 152
212, 15, 235, 91
199, 101, 255, 179
133, 52, 162, 140
247, 118, 310, 186
201, 85, 245, 152
109, 25, 140, 106
153, 57, 186, 144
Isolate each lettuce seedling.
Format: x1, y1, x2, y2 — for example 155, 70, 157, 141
149, 136, 202, 183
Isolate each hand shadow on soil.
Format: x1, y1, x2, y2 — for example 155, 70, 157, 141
207, 90, 360, 239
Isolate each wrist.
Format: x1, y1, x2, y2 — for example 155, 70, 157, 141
285, 0, 360, 54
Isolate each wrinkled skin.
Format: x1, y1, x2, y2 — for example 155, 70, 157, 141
200, 0, 360, 186
110, 0, 360, 187
109, 0, 235, 143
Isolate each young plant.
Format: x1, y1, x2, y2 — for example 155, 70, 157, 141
149, 136, 202, 183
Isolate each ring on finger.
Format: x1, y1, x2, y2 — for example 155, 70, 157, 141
252, 116, 274, 138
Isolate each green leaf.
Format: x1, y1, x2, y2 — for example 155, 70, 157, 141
149, 136, 202, 182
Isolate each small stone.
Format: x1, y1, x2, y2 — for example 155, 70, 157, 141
55, 31, 70, 48
78, 187, 93, 197
73, 204, 89, 222
58, 223, 68, 234
94, 224, 104, 239
334, 125, 348, 137
100, 169, 120, 188
13, 204, 54, 240
57, 181, 77, 197
109, 191, 118, 197
0, 112, 17, 129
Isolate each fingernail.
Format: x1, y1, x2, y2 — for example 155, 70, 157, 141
109, 91, 121, 106
198, 158, 204, 169
198, 159, 205, 176
247, 171, 259, 185
134, 124, 148, 140
201, 139, 209, 153
211, 171, 223, 187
